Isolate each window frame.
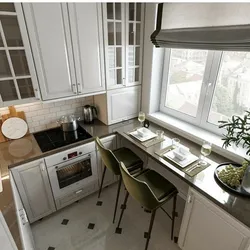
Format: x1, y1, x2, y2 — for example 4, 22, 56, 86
160, 48, 230, 135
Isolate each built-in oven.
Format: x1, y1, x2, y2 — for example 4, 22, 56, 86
45, 143, 98, 200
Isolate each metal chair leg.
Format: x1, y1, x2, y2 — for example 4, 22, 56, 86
98, 166, 107, 198
113, 176, 122, 223
116, 190, 129, 229
171, 194, 177, 240
145, 209, 156, 250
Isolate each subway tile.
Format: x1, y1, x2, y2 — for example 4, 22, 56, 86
25, 111, 38, 118
32, 115, 45, 122
37, 109, 50, 116
50, 107, 61, 113
42, 103, 55, 109
29, 104, 43, 111
55, 101, 65, 107
61, 105, 72, 111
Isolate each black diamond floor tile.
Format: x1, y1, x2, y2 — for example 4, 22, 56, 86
115, 227, 122, 234
88, 223, 95, 229
47, 247, 55, 250
61, 219, 69, 225
144, 232, 149, 239
96, 201, 103, 206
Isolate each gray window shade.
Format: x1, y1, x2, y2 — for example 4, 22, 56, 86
151, 3, 250, 51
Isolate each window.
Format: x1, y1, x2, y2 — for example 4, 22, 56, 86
160, 49, 250, 134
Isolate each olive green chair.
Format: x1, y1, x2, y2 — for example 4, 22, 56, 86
95, 137, 143, 223
116, 162, 178, 250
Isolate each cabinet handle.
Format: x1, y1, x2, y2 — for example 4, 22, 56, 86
187, 194, 192, 203
77, 83, 82, 94
122, 78, 126, 86
72, 84, 77, 94
40, 162, 45, 172
75, 189, 83, 194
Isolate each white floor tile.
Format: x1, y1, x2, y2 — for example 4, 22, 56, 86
32, 183, 183, 250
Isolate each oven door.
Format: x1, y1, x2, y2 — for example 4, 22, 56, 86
47, 152, 97, 199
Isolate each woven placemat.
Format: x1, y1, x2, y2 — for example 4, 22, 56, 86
155, 146, 210, 177
126, 130, 164, 148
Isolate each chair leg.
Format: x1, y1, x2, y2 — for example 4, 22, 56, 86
113, 176, 122, 223
98, 166, 107, 199
116, 191, 129, 229
145, 209, 156, 250
171, 194, 177, 240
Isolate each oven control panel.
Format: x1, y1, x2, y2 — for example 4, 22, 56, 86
45, 142, 95, 167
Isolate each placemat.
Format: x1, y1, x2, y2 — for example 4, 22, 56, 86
126, 130, 164, 148
155, 146, 210, 177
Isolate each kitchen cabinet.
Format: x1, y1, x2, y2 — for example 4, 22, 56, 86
107, 86, 141, 124
11, 159, 56, 223
178, 188, 250, 250
23, 3, 105, 101
68, 3, 105, 95
94, 85, 141, 125
0, 3, 40, 107
96, 135, 117, 188
10, 172, 35, 249
102, 3, 145, 90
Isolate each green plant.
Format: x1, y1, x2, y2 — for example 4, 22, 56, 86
219, 111, 250, 155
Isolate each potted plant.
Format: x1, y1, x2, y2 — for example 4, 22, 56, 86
218, 112, 250, 192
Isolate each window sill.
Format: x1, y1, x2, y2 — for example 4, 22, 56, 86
147, 112, 247, 164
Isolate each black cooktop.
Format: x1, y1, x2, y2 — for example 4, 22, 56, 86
33, 126, 92, 153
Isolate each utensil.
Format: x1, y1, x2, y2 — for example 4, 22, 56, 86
1, 117, 28, 139
83, 105, 97, 123
199, 141, 212, 166
187, 164, 201, 173
57, 115, 80, 132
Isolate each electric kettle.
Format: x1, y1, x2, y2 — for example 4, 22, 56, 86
83, 105, 97, 123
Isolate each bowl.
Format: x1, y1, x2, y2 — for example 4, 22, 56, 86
137, 127, 150, 137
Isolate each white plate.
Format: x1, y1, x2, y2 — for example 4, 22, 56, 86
163, 150, 198, 168
130, 130, 157, 142
2, 117, 28, 140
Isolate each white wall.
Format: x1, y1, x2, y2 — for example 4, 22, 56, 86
0, 96, 93, 133
141, 3, 165, 115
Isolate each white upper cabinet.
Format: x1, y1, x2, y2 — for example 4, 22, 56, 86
23, 3, 77, 100
0, 3, 40, 107
103, 3, 144, 90
68, 3, 105, 95
23, 3, 105, 101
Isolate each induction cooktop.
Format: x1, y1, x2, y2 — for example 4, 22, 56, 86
33, 126, 92, 153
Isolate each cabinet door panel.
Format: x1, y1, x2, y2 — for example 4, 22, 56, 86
12, 159, 56, 223
179, 189, 250, 250
23, 3, 76, 100
68, 3, 105, 94
97, 135, 117, 187
107, 86, 141, 124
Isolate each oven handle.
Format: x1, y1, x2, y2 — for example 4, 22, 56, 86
54, 154, 91, 170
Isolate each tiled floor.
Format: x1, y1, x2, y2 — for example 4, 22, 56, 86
32, 183, 185, 250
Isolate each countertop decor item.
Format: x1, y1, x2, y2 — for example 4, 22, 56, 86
0, 106, 28, 142
129, 128, 157, 142
214, 162, 250, 197
2, 117, 28, 140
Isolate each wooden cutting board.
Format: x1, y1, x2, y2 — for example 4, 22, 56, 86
0, 106, 29, 143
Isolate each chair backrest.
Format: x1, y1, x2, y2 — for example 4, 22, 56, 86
95, 137, 120, 175
120, 162, 159, 210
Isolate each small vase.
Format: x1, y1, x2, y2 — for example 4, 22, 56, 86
241, 165, 250, 193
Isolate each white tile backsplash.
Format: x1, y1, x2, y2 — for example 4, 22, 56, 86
0, 96, 93, 133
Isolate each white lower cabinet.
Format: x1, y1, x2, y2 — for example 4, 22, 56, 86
11, 159, 56, 223
178, 188, 250, 250
96, 135, 117, 188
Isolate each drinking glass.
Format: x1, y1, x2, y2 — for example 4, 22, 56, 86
138, 111, 145, 127
199, 141, 212, 165
172, 138, 180, 149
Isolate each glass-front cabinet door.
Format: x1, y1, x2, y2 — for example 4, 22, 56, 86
126, 3, 144, 87
0, 3, 39, 107
103, 3, 144, 90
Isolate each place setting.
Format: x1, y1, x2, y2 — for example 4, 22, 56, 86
127, 111, 165, 147
155, 139, 212, 177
